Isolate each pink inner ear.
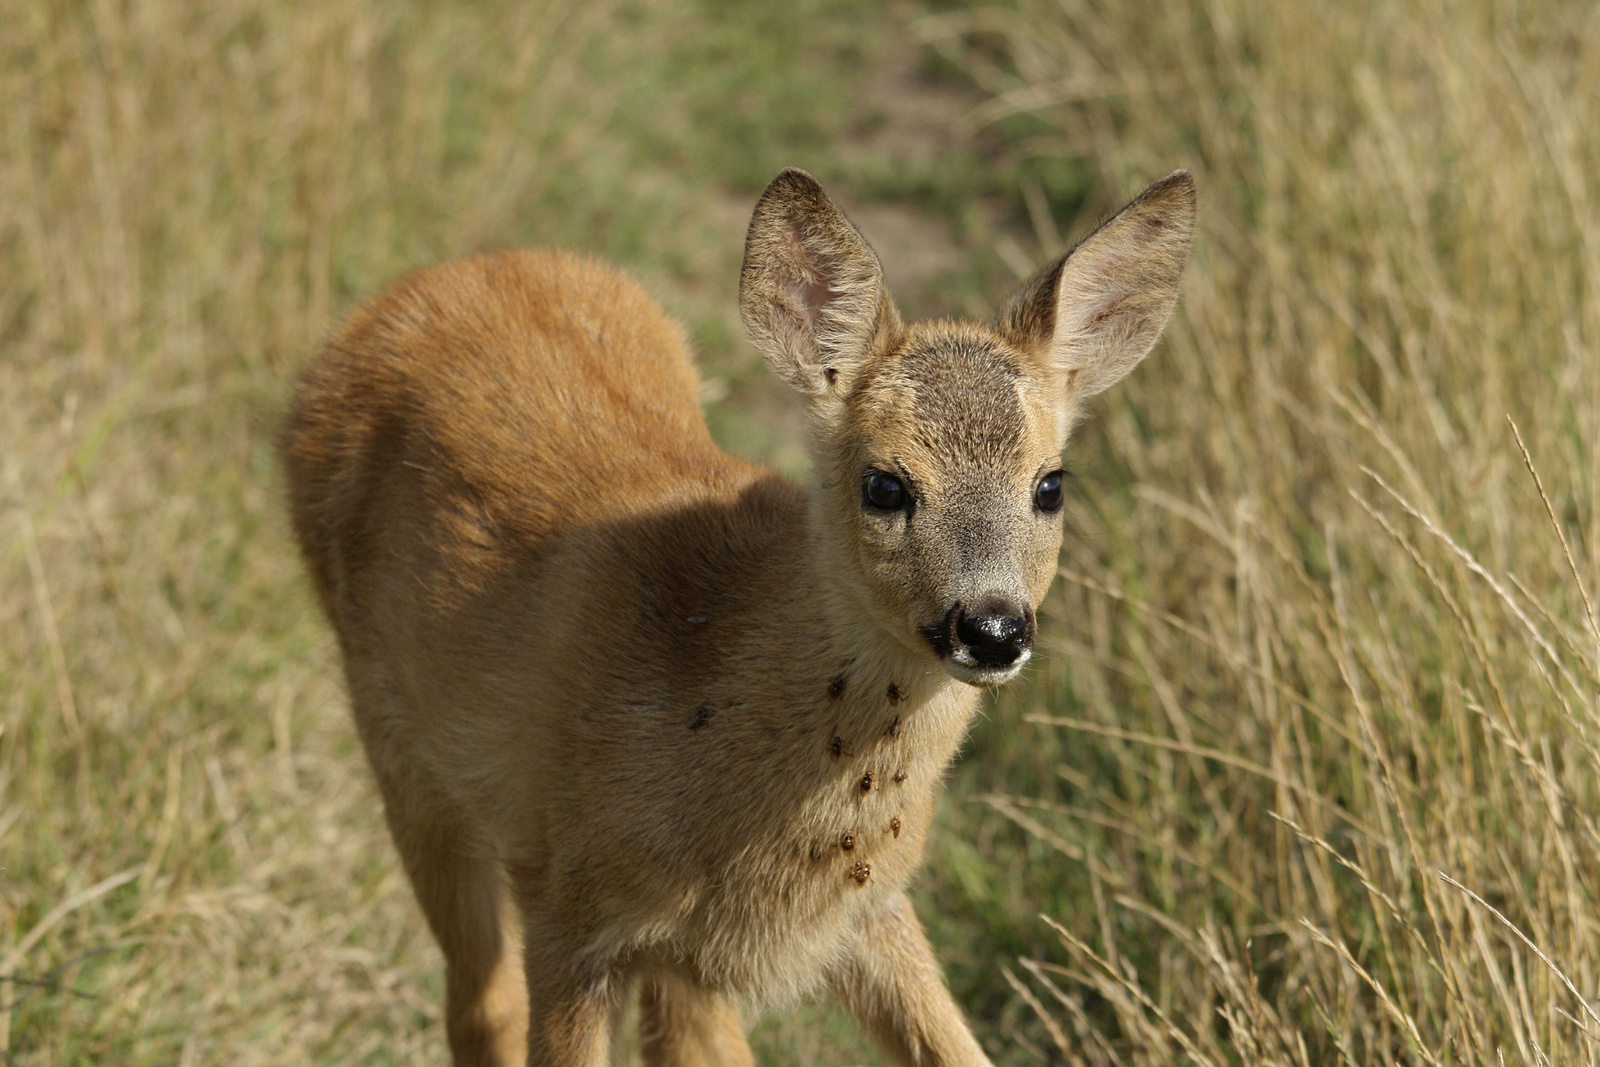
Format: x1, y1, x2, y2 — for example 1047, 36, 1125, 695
1054, 282, 1139, 378
796, 273, 839, 316
1064, 283, 1131, 339
1087, 292, 1128, 327
776, 224, 847, 319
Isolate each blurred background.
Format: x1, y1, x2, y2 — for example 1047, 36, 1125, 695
6, 0, 1600, 1062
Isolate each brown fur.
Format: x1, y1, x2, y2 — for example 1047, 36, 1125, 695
280, 169, 1194, 1066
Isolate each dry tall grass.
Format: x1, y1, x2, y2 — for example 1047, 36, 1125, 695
13, 0, 1600, 1061
0, 0, 895, 1061
925, 0, 1600, 1060
1, 2, 632, 1060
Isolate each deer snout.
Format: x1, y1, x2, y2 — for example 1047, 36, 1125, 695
955, 595, 1035, 667
923, 594, 1036, 685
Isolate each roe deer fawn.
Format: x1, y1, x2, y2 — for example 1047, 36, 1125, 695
281, 167, 1194, 1066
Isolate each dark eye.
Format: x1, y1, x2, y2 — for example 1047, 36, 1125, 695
862, 470, 907, 511
1034, 470, 1065, 513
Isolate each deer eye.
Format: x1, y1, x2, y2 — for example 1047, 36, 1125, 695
1034, 470, 1065, 513
862, 470, 907, 512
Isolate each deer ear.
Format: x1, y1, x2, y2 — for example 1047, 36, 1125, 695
739, 169, 900, 396
999, 170, 1195, 399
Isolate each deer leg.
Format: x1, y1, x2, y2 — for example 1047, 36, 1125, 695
363, 739, 527, 1066
509, 904, 621, 1067
638, 973, 754, 1067
827, 893, 993, 1067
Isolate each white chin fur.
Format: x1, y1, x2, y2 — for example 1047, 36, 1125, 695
944, 649, 1030, 688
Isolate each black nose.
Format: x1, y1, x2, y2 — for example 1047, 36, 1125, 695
955, 596, 1035, 667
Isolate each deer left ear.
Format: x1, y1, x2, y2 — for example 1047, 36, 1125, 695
998, 170, 1196, 399
739, 168, 901, 397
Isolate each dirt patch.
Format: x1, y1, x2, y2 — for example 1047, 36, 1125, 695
833, 29, 980, 318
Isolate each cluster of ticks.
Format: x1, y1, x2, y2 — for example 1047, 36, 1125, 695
679, 647, 912, 888
823, 672, 906, 886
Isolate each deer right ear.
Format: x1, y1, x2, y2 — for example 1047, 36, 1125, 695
999, 170, 1195, 402
739, 169, 900, 396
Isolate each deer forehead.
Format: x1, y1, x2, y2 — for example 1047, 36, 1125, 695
845, 325, 1058, 488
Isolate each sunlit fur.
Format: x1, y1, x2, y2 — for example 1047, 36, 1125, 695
815, 321, 1064, 684
280, 168, 1192, 1066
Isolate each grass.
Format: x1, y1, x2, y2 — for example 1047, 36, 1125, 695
917, 0, 1600, 1061
6, 0, 1600, 1063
